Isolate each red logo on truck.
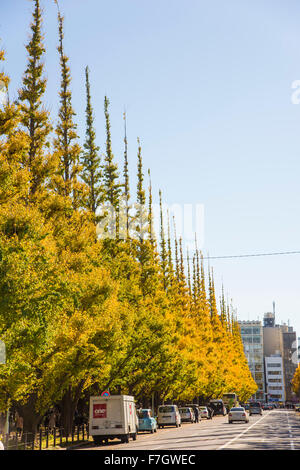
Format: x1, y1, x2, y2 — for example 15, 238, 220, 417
93, 404, 107, 419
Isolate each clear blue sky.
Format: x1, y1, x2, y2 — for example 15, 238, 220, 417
1, 0, 300, 339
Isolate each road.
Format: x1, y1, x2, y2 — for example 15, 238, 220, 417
79, 410, 300, 450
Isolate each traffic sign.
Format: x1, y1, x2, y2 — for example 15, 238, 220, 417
101, 390, 110, 397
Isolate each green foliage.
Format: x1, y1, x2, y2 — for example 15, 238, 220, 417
81, 66, 103, 218
18, 0, 53, 199
53, 11, 83, 207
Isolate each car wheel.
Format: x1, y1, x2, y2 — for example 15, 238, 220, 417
93, 437, 102, 446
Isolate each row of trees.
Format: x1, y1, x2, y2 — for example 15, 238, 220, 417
0, 0, 257, 434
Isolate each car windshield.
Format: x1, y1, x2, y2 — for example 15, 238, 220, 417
159, 406, 174, 413
179, 408, 190, 413
138, 410, 151, 418
231, 408, 244, 412
199, 407, 207, 410
250, 403, 261, 408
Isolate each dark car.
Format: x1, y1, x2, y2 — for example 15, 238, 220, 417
209, 399, 227, 416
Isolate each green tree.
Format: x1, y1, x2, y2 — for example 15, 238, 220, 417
159, 190, 167, 290
123, 112, 130, 238
81, 66, 102, 218
102, 97, 122, 236
53, 10, 82, 207
135, 138, 148, 241
18, 0, 53, 199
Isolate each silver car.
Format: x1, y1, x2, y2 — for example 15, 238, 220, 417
228, 407, 249, 424
199, 406, 210, 419
249, 402, 262, 416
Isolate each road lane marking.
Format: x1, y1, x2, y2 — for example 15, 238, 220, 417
286, 411, 295, 450
217, 413, 270, 450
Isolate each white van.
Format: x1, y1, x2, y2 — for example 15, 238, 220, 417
89, 395, 137, 445
157, 404, 181, 428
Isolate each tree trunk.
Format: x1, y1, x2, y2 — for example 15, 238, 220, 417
59, 381, 85, 436
15, 394, 42, 436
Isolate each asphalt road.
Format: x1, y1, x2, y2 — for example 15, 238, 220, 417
79, 410, 300, 451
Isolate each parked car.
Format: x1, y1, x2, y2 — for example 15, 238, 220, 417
137, 409, 157, 434
199, 406, 210, 419
228, 407, 249, 424
157, 405, 181, 428
179, 407, 195, 423
262, 403, 273, 411
249, 402, 262, 416
294, 403, 300, 412
185, 404, 202, 422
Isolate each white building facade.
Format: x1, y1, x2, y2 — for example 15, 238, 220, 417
265, 355, 285, 403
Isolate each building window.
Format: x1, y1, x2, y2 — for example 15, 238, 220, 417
253, 336, 261, 343
241, 328, 252, 335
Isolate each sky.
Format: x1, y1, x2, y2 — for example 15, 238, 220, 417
1, 0, 300, 339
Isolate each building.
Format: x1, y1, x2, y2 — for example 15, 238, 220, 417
263, 310, 298, 403
263, 323, 283, 357
239, 307, 298, 403
265, 355, 285, 402
264, 311, 275, 328
239, 321, 265, 401
281, 324, 297, 402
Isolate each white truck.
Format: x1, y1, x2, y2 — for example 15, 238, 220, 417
89, 395, 138, 445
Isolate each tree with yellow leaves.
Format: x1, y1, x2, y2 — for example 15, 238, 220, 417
292, 364, 300, 397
